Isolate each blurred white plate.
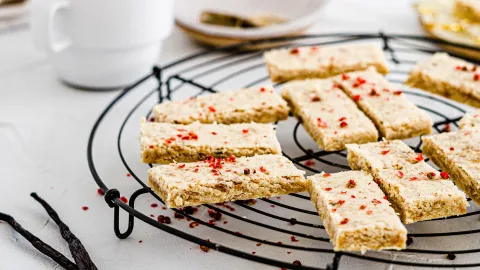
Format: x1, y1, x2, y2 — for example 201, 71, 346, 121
175, 0, 329, 46
0, 1, 28, 19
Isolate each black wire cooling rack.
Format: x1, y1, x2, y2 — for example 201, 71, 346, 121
87, 33, 480, 269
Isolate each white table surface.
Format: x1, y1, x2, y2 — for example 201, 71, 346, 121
1, 0, 466, 269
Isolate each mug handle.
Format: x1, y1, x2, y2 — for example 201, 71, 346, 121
31, 0, 71, 53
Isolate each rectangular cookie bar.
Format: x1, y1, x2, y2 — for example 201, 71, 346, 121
148, 154, 306, 208
281, 79, 378, 151
307, 171, 407, 253
459, 109, 480, 130
264, 43, 389, 82
346, 140, 468, 224
405, 52, 480, 107
140, 120, 281, 164
336, 67, 432, 140
454, 0, 480, 22
152, 85, 289, 124
422, 128, 480, 205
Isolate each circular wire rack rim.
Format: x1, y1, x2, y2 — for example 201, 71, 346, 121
87, 32, 480, 269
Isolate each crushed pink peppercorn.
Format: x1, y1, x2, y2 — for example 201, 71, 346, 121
290, 48, 300, 54
304, 160, 315, 167
381, 149, 390, 155
346, 179, 356, 188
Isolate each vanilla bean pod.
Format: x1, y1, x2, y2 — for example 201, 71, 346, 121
0, 212, 77, 270
31, 193, 97, 270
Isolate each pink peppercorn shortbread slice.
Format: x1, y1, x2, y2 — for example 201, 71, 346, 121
335, 67, 432, 140
307, 171, 407, 253
281, 78, 378, 151
459, 109, 480, 130
152, 85, 289, 124
405, 53, 480, 108
140, 120, 281, 164
264, 43, 389, 82
148, 154, 306, 208
422, 128, 480, 206
347, 140, 468, 224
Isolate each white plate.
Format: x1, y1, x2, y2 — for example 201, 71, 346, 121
0, 1, 28, 19
175, 0, 330, 39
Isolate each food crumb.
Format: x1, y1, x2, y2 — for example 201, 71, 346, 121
446, 253, 456, 260
200, 245, 210, 253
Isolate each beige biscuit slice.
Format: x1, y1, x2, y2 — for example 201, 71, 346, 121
307, 171, 407, 253
264, 43, 389, 82
281, 78, 377, 151
459, 109, 480, 129
148, 154, 306, 208
152, 85, 289, 124
422, 129, 480, 206
140, 120, 282, 164
346, 140, 468, 224
335, 67, 432, 140
405, 52, 480, 108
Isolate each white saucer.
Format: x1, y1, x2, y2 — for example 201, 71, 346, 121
0, 1, 28, 20
175, 0, 330, 46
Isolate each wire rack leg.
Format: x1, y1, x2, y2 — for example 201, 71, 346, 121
153, 66, 163, 103
166, 77, 173, 101
109, 188, 150, 239
326, 253, 342, 270
379, 31, 399, 64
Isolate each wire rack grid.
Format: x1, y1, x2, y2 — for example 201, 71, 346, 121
87, 33, 480, 270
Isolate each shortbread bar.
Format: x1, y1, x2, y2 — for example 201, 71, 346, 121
148, 155, 306, 208
282, 79, 378, 151
459, 109, 480, 130
336, 67, 432, 140
264, 43, 389, 82
455, 0, 480, 22
405, 53, 480, 107
422, 129, 480, 205
140, 120, 281, 164
346, 140, 468, 224
152, 85, 289, 124
307, 171, 407, 253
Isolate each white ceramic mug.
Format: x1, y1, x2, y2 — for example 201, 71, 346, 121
30, 0, 174, 89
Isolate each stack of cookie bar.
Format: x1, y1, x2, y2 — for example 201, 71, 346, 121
143, 85, 307, 208
141, 42, 477, 254
406, 52, 480, 208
